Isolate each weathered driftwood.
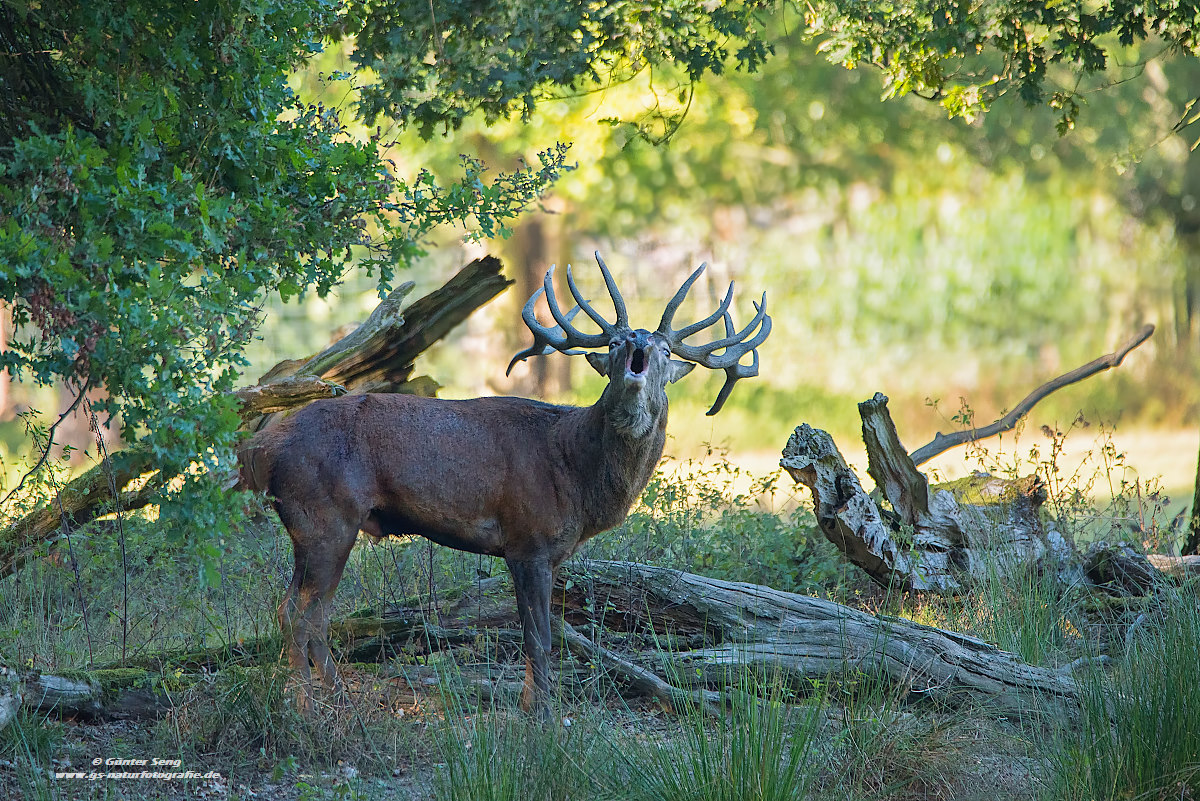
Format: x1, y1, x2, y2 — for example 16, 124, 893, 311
783, 395, 1081, 593
0, 257, 511, 579
0, 667, 173, 730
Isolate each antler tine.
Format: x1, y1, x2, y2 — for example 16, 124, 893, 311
506, 289, 587, 375
565, 261, 624, 338
673, 293, 770, 367
675, 282, 735, 342
541, 266, 609, 349
656, 262, 705, 334
703, 301, 765, 415
707, 351, 759, 416
656, 263, 737, 345
593, 251, 630, 329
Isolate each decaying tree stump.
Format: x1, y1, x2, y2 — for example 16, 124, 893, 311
0, 257, 512, 579
782, 395, 1080, 593
782, 324, 1170, 595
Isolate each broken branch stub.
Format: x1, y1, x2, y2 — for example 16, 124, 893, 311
780, 423, 941, 589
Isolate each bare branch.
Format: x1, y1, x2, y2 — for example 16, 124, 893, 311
910, 324, 1154, 466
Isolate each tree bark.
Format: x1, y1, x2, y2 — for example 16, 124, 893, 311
0, 257, 512, 579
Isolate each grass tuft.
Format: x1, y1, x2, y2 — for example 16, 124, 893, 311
1046, 587, 1200, 800
623, 673, 823, 801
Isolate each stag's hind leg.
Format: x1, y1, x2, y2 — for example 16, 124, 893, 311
278, 516, 358, 711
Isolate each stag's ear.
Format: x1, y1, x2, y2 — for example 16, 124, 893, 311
666, 359, 696, 384
585, 352, 609, 376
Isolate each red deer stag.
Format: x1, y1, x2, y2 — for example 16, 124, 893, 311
238, 253, 771, 714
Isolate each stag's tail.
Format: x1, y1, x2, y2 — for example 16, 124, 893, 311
236, 431, 277, 495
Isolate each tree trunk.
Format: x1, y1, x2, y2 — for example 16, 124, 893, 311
507, 218, 571, 397
0, 257, 512, 579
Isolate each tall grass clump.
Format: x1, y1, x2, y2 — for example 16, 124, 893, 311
0, 713, 61, 801
625, 672, 823, 801
1047, 587, 1200, 800
958, 562, 1081, 666
431, 705, 619, 801
591, 457, 839, 595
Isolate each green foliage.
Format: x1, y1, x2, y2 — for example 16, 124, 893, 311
347, 0, 776, 139
1046, 588, 1200, 800
805, 0, 1200, 130
0, 1, 568, 534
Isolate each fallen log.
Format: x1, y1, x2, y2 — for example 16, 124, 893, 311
0, 667, 174, 730
53, 560, 1080, 720
562, 561, 1081, 719
0, 257, 512, 579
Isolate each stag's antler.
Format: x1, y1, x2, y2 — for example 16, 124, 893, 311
507, 252, 632, 375
656, 263, 771, 415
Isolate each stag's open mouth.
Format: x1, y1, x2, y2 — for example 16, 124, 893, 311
626, 346, 647, 378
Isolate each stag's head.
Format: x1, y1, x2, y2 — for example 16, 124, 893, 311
507, 252, 771, 436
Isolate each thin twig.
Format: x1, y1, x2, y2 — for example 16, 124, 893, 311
911, 324, 1154, 466
54, 490, 95, 668
1, 377, 92, 510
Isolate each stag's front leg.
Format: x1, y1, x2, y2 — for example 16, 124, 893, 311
507, 555, 554, 718
279, 519, 358, 712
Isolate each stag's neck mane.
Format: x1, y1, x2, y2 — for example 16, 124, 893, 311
551, 384, 670, 535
